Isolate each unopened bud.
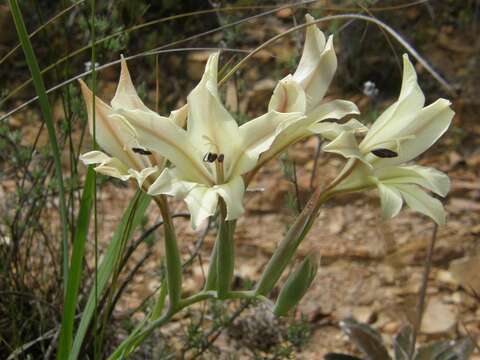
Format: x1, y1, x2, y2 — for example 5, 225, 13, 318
273, 254, 318, 316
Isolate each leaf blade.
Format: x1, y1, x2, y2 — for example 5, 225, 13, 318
69, 191, 151, 360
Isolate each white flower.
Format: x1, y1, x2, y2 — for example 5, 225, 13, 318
256, 14, 360, 169
325, 54, 454, 225
124, 53, 304, 228
79, 57, 187, 188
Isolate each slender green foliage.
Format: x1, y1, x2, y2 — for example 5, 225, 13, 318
8, 0, 70, 291
69, 192, 151, 360
90, 1, 99, 359
57, 168, 95, 359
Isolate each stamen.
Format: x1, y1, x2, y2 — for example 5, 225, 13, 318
132, 147, 153, 156
215, 157, 225, 184
203, 152, 218, 163
371, 148, 398, 158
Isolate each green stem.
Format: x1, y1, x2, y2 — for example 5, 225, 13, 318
204, 237, 218, 291
107, 289, 259, 360
216, 202, 235, 299
255, 159, 358, 296
154, 196, 182, 308
254, 188, 330, 296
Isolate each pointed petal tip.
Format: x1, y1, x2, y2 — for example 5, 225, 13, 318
402, 53, 416, 76
78, 78, 93, 105
120, 54, 128, 71
78, 78, 89, 92
207, 51, 220, 64
437, 97, 453, 107
349, 101, 361, 114
196, 51, 220, 85
305, 13, 314, 22
325, 34, 335, 46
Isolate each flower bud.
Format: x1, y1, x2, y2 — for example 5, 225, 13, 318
273, 254, 318, 316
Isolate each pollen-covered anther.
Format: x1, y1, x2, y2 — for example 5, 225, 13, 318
217, 154, 225, 163
203, 152, 218, 163
132, 147, 153, 156
371, 148, 398, 158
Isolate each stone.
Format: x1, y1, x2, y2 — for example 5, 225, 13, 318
420, 298, 457, 334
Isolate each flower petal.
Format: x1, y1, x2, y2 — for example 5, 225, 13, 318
230, 110, 305, 177
293, 14, 337, 111
80, 150, 114, 165
128, 167, 159, 188
120, 108, 212, 185
169, 104, 188, 128
80, 150, 130, 181
79, 80, 145, 171
256, 114, 314, 167
148, 168, 197, 198
373, 98, 454, 167
186, 52, 241, 175
307, 99, 360, 125
322, 130, 365, 161
375, 165, 450, 197
331, 162, 376, 193
360, 54, 426, 152
185, 186, 219, 229
268, 75, 307, 113
111, 56, 152, 113
377, 183, 403, 220
310, 118, 367, 140
395, 184, 446, 225
214, 176, 245, 221
148, 168, 217, 229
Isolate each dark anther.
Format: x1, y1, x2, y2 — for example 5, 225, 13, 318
203, 152, 218, 163
371, 148, 398, 158
132, 147, 152, 155
217, 154, 225, 163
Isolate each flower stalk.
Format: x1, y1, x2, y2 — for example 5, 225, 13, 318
216, 200, 235, 299
153, 195, 182, 309
254, 186, 328, 296
204, 235, 219, 291
255, 159, 357, 296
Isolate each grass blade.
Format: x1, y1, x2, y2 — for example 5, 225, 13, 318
69, 191, 151, 360
8, 0, 70, 290
57, 167, 95, 359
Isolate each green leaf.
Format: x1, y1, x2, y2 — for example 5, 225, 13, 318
254, 200, 319, 296
415, 338, 474, 360
273, 254, 318, 316
340, 318, 391, 360
394, 325, 414, 360
8, 0, 69, 291
57, 167, 95, 359
69, 191, 151, 360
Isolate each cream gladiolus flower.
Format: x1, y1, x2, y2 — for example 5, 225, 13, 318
257, 14, 360, 168
324, 54, 454, 225
123, 52, 305, 228
79, 57, 187, 188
